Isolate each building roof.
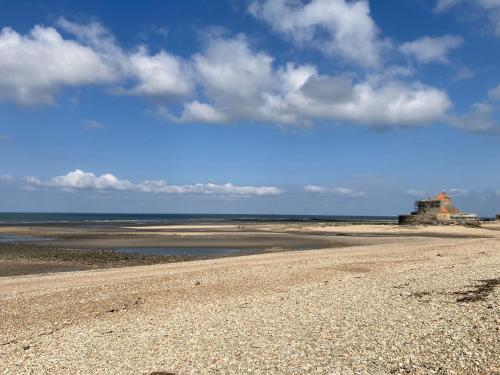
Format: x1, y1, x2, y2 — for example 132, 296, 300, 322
434, 192, 451, 201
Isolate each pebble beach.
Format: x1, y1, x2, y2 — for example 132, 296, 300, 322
0, 222, 499, 374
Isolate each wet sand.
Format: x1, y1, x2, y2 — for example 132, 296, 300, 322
0, 260, 86, 277
0, 222, 418, 277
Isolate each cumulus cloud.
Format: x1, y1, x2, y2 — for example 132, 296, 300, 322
249, 0, 385, 67
300, 76, 355, 103
127, 47, 192, 98
173, 36, 450, 128
400, 35, 463, 64
192, 36, 275, 119
50, 169, 134, 190
0, 19, 451, 130
57, 19, 193, 99
24, 169, 283, 196
0, 25, 115, 105
291, 77, 450, 127
0, 20, 192, 105
304, 185, 367, 198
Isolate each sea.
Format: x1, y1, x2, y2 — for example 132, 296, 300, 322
0, 212, 397, 225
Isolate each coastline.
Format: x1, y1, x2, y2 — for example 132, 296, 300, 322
0, 221, 494, 278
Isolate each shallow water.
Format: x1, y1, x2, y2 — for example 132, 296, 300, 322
114, 247, 248, 256
0, 235, 51, 243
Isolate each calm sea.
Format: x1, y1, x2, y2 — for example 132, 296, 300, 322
0, 212, 397, 225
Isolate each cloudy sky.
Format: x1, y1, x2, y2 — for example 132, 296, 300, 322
1, 0, 500, 216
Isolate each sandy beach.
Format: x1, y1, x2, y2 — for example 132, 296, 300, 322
0, 222, 499, 374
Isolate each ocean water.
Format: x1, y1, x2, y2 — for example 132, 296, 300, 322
0, 212, 397, 225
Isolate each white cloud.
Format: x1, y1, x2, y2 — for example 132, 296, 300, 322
56, 18, 129, 73
0, 133, 11, 141
488, 84, 500, 100
304, 185, 367, 198
21, 176, 43, 191
435, 0, 462, 12
24, 169, 283, 197
0, 174, 15, 184
58, 19, 192, 99
400, 35, 463, 64
447, 83, 500, 133
128, 47, 192, 98
0, 25, 116, 105
193, 36, 275, 120
0, 20, 192, 106
135, 180, 283, 196
180, 101, 228, 123
50, 169, 134, 190
436, 0, 500, 11
304, 185, 328, 193
453, 67, 475, 81
449, 102, 500, 133
178, 36, 450, 128
249, 0, 384, 67
435, 0, 500, 36
292, 78, 450, 126
0, 20, 451, 130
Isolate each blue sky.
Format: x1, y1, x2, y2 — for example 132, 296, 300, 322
1, 0, 500, 215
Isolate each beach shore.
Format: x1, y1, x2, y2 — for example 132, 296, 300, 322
0, 222, 499, 373
0, 222, 417, 277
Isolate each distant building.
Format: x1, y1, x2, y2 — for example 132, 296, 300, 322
399, 192, 479, 225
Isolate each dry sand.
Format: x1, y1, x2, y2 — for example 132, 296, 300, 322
0, 223, 499, 374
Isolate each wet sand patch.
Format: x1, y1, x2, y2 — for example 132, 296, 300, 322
0, 260, 87, 277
